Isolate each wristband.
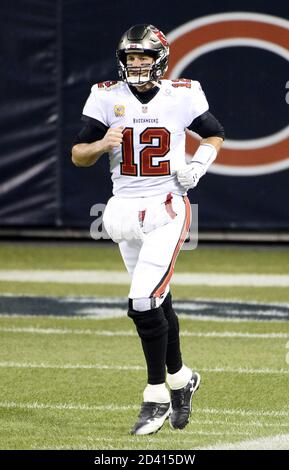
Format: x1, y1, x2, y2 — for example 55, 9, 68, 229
191, 143, 217, 172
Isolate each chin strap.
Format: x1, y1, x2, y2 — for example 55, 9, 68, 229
151, 80, 162, 88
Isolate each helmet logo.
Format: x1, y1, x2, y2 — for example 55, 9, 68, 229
151, 27, 169, 46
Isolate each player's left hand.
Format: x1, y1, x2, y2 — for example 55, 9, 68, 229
177, 162, 205, 190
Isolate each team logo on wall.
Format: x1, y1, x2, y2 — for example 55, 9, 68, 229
167, 13, 289, 175
114, 105, 125, 117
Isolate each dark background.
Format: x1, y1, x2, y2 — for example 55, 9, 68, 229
0, 0, 288, 231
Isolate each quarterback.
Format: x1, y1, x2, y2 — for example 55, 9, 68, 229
72, 24, 224, 435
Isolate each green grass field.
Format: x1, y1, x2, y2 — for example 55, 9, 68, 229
0, 243, 288, 450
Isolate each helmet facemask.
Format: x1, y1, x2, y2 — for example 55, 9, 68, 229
122, 54, 156, 86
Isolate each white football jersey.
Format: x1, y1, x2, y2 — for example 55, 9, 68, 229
82, 79, 209, 197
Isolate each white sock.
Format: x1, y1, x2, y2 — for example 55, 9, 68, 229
143, 383, 170, 403
167, 365, 192, 390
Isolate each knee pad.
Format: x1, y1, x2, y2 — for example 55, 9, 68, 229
128, 303, 168, 341
129, 297, 162, 312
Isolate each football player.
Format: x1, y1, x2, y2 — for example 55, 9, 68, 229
72, 24, 224, 435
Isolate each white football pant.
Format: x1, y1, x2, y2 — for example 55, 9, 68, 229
103, 192, 191, 304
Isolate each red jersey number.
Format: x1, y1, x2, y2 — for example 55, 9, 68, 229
121, 127, 171, 177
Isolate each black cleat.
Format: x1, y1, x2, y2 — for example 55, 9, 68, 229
169, 372, 201, 429
130, 401, 171, 435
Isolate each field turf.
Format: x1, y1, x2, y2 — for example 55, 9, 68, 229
0, 243, 288, 450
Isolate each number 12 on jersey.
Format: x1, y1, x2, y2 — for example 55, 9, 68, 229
121, 127, 171, 177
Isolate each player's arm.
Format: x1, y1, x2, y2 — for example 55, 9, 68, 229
193, 111, 224, 154
71, 122, 123, 167
177, 111, 225, 190
200, 135, 223, 153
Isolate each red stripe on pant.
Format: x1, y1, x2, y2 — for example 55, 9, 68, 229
151, 196, 191, 298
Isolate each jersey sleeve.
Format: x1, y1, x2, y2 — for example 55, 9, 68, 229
73, 121, 108, 145
82, 84, 108, 127
188, 111, 225, 139
185, 81, 209, 127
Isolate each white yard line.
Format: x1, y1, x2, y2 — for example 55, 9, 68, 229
0, 401, 287, 418
199, 367, 289, 375
190, 419, 289, 428
1, 270, 289, 286
0, 313, 288, 324
0, 326, 288, 339
0, 327, 134, 336
0, 361, 288, 375
0, 313, 287, 324
181, 330, 289, 338
179, 430, 253, 436
0, 361, 145, 371
1, 293, 289, 307
0, 401, 138, 411
36, 432, 253, 449
193, 407, 289, 418
199, 434, 289, 450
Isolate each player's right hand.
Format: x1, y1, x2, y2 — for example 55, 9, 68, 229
101, 126, 123, 152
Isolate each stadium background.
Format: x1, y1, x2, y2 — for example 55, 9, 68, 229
0, 0, 289, 234
0, 0, 289, 452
